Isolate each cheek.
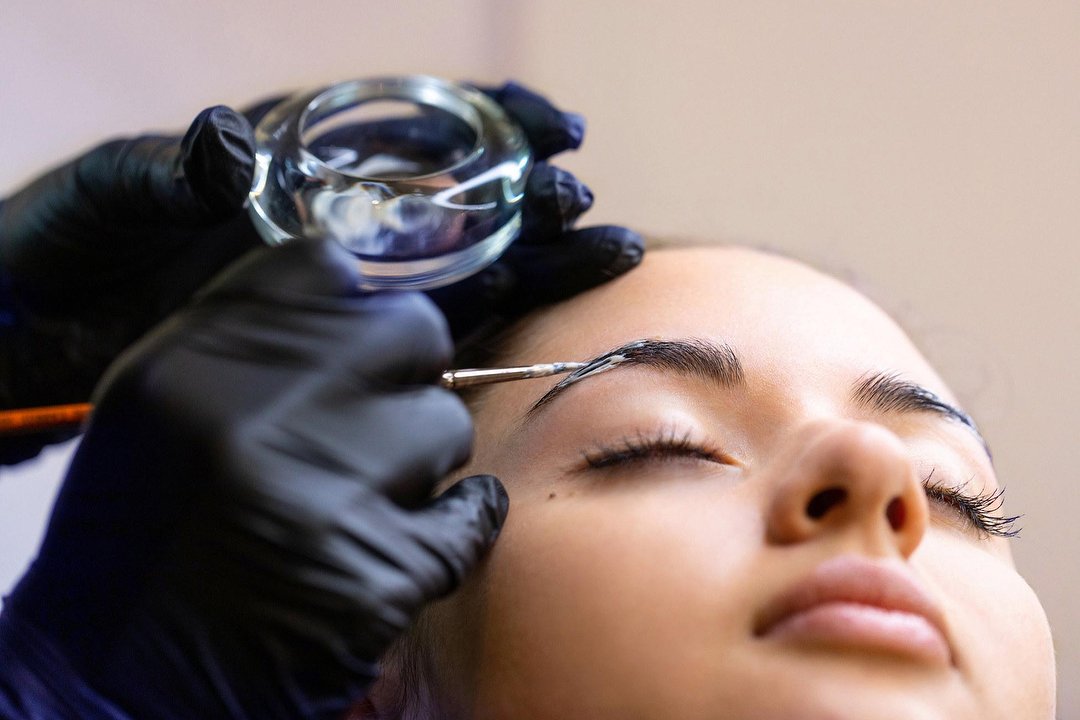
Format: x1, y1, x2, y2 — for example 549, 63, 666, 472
470, 481, 762, 716
915, 532, 1056, 714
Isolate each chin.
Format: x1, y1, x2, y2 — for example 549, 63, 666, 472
691, 649, 982, 720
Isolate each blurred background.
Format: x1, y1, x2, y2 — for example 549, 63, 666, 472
1, 0, 1076, 712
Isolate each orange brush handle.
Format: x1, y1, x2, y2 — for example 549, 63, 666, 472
0, 403, 92, 435
0, 362, 585, 436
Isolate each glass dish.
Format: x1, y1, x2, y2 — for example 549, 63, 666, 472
248, 75, 532, 290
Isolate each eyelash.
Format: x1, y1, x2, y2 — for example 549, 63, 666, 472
582, 433, 1020, 539
582, 429, 732, 469
922, 469, 1021, 539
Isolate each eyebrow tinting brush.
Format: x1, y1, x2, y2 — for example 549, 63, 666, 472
0, 361, 590, 435
438, 361, 588, 389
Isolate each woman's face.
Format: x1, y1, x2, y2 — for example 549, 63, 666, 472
420, 247, 1055, 719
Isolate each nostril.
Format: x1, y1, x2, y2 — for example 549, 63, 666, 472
806, 487, 847, 519
886, 497, 906, 531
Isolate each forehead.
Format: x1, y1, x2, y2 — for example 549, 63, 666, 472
479, 246, 954, 419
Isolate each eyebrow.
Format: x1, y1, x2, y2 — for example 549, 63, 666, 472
852, 371, 990, 458
524, 338, 990, 458
526, 338, 745, 418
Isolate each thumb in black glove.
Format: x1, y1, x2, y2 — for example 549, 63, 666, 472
0, 238, 506, 720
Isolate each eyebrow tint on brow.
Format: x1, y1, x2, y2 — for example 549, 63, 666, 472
526, 338, 745, 417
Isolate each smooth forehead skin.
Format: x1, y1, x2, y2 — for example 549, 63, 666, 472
411, 247, 1056, 720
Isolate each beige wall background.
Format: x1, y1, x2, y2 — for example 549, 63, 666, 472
1, 0, 1076, 713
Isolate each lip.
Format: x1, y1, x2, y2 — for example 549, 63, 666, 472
754, 555, 952, 666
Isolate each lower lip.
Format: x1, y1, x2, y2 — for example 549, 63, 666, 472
764, 601, 951, 666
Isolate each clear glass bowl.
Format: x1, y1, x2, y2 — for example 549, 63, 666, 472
248, 76, 532, 290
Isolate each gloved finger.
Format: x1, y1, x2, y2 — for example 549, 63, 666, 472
188, 240, 454, 383
211, 242, 453, 385
296, 386, 473, 506
428, 225, 644, 337
338, 292, 455, 386
175, 106, 256, 222
0, 106, 255, 289
408, 474, 509, 598
79, 105, 254, 226
499, 225, 645, 310
84, 241, 357, 429
472, 82, 585, 160
518, 162, 594, 242
194, 237, 363, 303
425, 261, 514, 341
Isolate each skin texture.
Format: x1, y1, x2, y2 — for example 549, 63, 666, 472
370, 246, 1056, 719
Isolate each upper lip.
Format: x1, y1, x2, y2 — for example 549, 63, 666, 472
754, 554, 950, 649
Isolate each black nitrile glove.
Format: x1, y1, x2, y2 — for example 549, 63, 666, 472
0, 81, 641, 464
0, 106, 259, 413
0, 238, 507, 720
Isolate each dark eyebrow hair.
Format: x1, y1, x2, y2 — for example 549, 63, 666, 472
522, 338, 991, 460
525, 338, 744, 419
851, 371, 991, 459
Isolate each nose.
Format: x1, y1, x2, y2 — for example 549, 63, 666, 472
764, 420, 929, 558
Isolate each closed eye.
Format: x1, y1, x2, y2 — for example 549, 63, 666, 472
581, 428, 737, 470
579, 433, 1020, 539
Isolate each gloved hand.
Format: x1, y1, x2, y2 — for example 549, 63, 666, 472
0, 106, 259, 413
0, 238, 507, 720
0, 80, 641, 463
0, 106, 257, 465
